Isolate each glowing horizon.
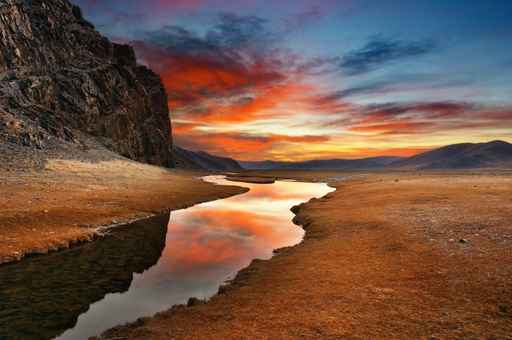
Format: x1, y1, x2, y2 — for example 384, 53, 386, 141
74, 0, 512, 161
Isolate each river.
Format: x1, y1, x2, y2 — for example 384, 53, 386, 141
0, 176, 333, 340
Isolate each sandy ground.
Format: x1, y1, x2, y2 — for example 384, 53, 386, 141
0, 159, 246, 264
99, 171, 512, 339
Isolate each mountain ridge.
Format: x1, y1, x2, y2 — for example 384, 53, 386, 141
241, 156, 403, 170
240, 141, 512, 170
174, 146, 242, 171
389, 140, 512, 169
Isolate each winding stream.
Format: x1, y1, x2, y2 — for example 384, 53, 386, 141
0, 176, 333, 340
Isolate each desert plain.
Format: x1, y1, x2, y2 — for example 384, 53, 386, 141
4, 162, 510, 339
92, 169, 512, 339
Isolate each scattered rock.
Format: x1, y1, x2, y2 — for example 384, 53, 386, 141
217, 285, 228, 295
187, 297, 204, 307
459, 238, 469, 244
290, 204, 301, 214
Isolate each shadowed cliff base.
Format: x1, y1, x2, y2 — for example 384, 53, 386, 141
98, 171, 512, 339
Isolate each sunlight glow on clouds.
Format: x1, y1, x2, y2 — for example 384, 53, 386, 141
72, 0, 512, 161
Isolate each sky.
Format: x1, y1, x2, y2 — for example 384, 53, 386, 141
73, 0, 512, 161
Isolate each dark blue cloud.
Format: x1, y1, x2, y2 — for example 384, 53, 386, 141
142, 12, 280, 68
341, 37, 436, 75
207, 13, 270, 48
321, 75, 471, 100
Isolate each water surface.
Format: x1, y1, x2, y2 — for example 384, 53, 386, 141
0, 176, 333, 339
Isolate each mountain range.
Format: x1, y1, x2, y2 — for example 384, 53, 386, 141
241, 156, 401, 170
0, 1, 510, 173
390, 140, 512, 169
240, 141, 512, 170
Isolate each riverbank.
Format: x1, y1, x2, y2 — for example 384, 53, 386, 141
0, 159, 247, 264
225, 175, 276, 184
99, 171, 512, 339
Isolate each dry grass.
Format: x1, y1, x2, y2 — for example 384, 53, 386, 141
0, 159, 246, 264
100, 171, 512, 339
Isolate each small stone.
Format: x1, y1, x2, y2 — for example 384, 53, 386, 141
44, 209, 49, 213
448, 239, 455, 243
459, 238, 469, 244
187, 297, 203, 307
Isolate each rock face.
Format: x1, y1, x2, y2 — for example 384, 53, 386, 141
0, 0, 173, 166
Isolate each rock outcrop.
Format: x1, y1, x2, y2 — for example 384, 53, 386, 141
0, 0, 173, 167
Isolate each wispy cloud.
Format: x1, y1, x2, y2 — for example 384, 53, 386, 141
346, 101, 512, 135
175, 132, 330, 159
341, 36, 436, 75
134, 13, 291, 111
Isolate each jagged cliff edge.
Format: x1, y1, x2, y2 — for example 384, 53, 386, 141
0, 0, 173, 168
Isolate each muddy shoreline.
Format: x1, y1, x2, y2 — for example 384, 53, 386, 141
98, 171, 512, 339
0, 188, 242, 266
225, 175, 276, 184
0, 160, 247, 265
94, 175, 332, 340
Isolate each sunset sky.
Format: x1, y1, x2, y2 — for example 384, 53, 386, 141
74, 0, 512, 161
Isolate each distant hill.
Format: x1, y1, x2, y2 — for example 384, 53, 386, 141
173, 147, 242, 171
176, 140, 512, 171
389, 140, 512, 169
240, 141, 512, 171
241, 156, 402, 170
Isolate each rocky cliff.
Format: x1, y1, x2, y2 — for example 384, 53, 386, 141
0, 0, 173, 167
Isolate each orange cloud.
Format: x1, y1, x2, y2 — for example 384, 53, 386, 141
349, 120, 436, 134
194, 81, 313, 124
347, 147, 433, 158
176, 132, 330, 157
131, 30, 512, 161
